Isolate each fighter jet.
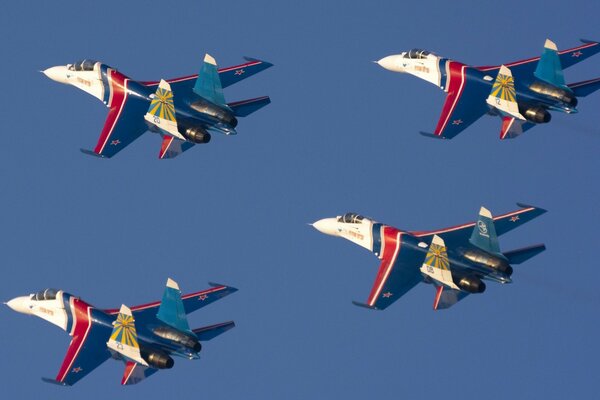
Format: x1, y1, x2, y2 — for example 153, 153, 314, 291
43, 55, 272, 158
312, 204, 546, 310
6, 279, 237, 385
377, 39, 600, 139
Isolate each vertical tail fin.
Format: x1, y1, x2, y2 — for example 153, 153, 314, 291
486, 65, 525, 120
144, 80, 184, 140
193, 54, 226, 106
469, 207, 501, 255
420, 235, 458, 289
107, 305, 148, 366
156, 278, 192, 333
534, 39, 567, 88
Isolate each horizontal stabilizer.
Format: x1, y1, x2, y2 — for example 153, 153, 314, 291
503, 243, 546, 264
433, 286, 469, 310
121, 361, 158, 385
228, 96, 271, 117
499, 116, 536, 139
192, 321, 235, 341
568, 77, 600, 97
534, 39, 567, 88
351, 301, 380, 310
159, 135, 195, 159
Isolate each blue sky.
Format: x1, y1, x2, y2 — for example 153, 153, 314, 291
1, 0, 599, 398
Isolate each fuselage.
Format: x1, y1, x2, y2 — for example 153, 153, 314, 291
6, 289, 201, 363
377, 49, 578, 122
313, 212, 512, 290
43, 60, 238, 139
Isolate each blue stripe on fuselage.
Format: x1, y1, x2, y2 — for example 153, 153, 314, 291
438, 58, 448, 91
372, 223, 382, 257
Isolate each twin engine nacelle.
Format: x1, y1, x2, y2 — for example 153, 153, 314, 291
521, 106, 551, 124
179, 125, 211, 144
455, 275, 486, 294
141, 348, 174, 369
529, 81, 578, 108
153, 326, 202, 353
463, 250, 513, 276
190, 99, 238, 128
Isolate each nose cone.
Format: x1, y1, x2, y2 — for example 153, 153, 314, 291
376, 55, 405, 73
42, 66, 69, 84
6, 296, 32, 315
311, 218, 339, 236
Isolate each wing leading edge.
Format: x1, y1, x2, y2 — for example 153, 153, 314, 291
411, 203, 547, 250
43, 298, 112, 386
353, 228, 422, 310
82, 69, 149, 158
422, 62, 491, 139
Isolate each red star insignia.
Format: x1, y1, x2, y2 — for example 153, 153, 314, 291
198, 294, 208, 301
452, 119, 463, 125
382, 292, 393, 298
234, 69, 245, 76
110, 139, 121, 146
72, 367, 83, 373
571, 51, 583, 58
510, 215, 520, 222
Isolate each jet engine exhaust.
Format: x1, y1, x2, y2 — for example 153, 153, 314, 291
141, 349, 174, 369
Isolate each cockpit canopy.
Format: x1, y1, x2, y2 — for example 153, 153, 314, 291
31, 288, 58, 301
337, 212, 365, 224
68, 59, 97, 71
404, 49, 433, 59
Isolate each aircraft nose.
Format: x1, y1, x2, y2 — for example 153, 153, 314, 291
376, 55, 405, 73
5, 296, 32, 315
311, 218, 340, 236
42, 66, 69, 84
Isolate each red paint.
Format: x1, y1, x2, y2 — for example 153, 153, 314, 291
367, 227, 402, 306
56, 298, 92, 383
435, 62, 467, 136
94, 69, 129, 155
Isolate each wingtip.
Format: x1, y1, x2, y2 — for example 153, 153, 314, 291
516, 202, 548, 214
580, 38, 598, 44
419, 131, 446, 139
351, 301, 380, 310
80, 148, 106, 158
243, 56, 274, 68
208, 282, 238, 292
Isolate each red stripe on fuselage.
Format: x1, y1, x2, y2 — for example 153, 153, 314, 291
56, 298, 93, 383
367, 228, 402, 307
435, 62, 467, 136
94, 70, 129, 155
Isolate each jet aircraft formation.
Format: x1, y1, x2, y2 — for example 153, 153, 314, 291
6, 38, 599, 386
